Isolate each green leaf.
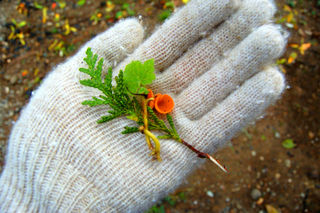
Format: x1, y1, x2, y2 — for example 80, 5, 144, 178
178, 192, 186, 201
77, 0, 86, 6
34, 2, 44, 9
58, 1, 66, 9
17, 21, 27, 28
282, 139, 296, 149
164, 196, 176, 206
11, 18, 17, 26
158, 10, 171, 21
116, 11, 123, 19
123, 59, 155, 94
165, 2, 175, 9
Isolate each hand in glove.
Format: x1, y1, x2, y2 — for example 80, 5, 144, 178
0, 0, 286, 212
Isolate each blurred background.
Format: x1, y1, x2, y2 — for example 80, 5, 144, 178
0, 0, 319, 212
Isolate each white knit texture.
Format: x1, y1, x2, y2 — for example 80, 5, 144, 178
0, 0, 286, 212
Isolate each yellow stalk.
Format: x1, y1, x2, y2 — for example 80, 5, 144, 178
144, 129, 161, 161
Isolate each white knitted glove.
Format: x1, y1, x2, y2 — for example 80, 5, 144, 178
0, 0, 286, 212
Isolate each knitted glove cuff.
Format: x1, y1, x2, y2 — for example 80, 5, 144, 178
0, 155, 113, 212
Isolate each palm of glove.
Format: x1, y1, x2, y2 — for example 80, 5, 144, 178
0, 0, 286, 212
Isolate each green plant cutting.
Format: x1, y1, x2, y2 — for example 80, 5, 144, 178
79, 47, 227, 172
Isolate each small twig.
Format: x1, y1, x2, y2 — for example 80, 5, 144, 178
181, 139, 228, 173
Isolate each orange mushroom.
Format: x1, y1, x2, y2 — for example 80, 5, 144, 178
154, 94, 174, 114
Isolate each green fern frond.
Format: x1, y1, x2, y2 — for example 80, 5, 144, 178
79, 48, 137, 124
122, 126, 140, 134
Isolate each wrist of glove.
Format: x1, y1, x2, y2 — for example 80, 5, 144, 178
0, 0, 286, 212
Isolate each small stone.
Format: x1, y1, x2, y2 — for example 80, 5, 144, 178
251, 150, 256, 156
285, 23, 294, 28
8, 110, 14, 117
275, 173, 281, 179
10, 75, 18, 84
225, 197, 230, 202
259, 156, 264, 161
236, 203, 242, 209
288, 178, 292, 183
305, 29, 312, 36
274, 131, 281, 138
4, 87, 9, 94
206, 190, 214, 198
256, 197, 264, 205
285, 159, 291, 168
250, 189, 262, 200
256, 172, 261, 179
16, 88, 24, 96
308, 131, 315, 139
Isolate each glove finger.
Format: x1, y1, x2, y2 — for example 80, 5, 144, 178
152, 0, 276, 94
62, 18, 144, 82
177, 24, 286, 120
77, 18, 143, 66
116, 0, 240, 73
177, 67, 285, 153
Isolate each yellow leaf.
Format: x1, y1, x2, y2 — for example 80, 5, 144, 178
64, 19, 76, 35
42, 7, 48, 24
283, 5, 292, 12
182, 0, 189, 4
265, 204, 279, 213
48, 40, 58, 51
106, 1, 115, 12
289, 43, 299, 48
299, 43, 311, 55
34, 68, 40, 76
286, 13, 293, 23
70, 27, 77, 32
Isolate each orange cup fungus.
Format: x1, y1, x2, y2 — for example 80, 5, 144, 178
147, 89, 174, 114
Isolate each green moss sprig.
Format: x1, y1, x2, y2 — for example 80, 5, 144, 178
79, 48, 227, 172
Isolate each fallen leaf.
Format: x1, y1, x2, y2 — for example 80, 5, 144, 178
289, 43, 299, 48
265, 204, 279, 213
282, 139, 296, 149
299, 43, 311, 55
42, 7, 48, 24
286, 12, 293, 23
276, 58, 286, 65
288, 52, 297, 64
283, 5, 292, 12
22, 70, 28, 77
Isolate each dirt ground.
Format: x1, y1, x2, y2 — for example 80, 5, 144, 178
0, 0, 319, 212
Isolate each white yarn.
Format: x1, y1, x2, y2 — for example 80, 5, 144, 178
0, 0, 286, 212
